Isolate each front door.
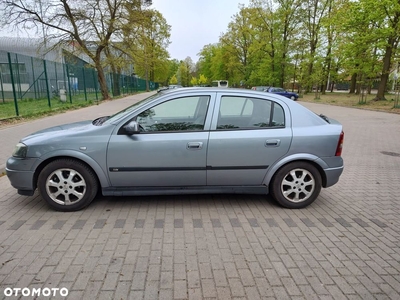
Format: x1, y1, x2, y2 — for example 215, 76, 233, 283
107, 95, 213, 187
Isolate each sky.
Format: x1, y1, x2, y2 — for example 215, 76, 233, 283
153, 0, 250, 62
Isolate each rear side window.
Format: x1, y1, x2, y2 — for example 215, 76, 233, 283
217, 96, 285, 130
219, 96, 253, 117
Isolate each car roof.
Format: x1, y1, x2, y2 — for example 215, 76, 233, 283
160, 87, 269, 94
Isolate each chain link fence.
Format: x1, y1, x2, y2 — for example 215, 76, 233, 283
0, 50, 158, 119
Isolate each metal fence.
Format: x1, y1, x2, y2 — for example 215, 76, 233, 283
0, 50, 158, 119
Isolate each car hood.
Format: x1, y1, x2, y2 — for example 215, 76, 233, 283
21, 120, 94, 143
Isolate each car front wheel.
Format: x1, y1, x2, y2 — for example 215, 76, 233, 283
38, 159, 98, 211
290, 96, 296, 100
270, 162, 322, 209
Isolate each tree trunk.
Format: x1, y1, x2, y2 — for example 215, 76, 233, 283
307, 60, 314, 93
349, 73, 357, 93
374, 6, 399, 101
322, 4, 332, 95
374, 41, 394, 100
95, 62, 110, 100
280, 59, 285, 88
269, 28, 276, 86
307, 38, 318, 92
292, 59, 297, 92
145, 68, 149, 92
356, 73, 363, 95
322, 43, 332, 95
280, 35, 286, 88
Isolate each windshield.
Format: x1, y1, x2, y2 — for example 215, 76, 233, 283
102, 93, 161, 125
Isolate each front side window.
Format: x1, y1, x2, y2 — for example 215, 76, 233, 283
137, 96, 210, 132
217, 96, 285, 129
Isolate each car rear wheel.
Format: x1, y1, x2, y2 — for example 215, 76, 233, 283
38, 159, 98, 211
270, 162, 321, 208
290, 96, 296, 100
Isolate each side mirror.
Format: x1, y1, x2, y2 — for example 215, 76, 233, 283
124, 121, 140, 135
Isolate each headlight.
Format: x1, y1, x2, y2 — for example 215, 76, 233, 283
12, 143, 28, 158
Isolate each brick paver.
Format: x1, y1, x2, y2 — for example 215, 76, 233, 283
0, 98, 400, 299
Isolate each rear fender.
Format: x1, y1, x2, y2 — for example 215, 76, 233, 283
262, 153, 328, 188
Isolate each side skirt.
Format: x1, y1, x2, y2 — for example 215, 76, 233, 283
102, 186, 269, 197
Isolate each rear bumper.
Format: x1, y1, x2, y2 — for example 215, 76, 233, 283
323, 166, 344, 188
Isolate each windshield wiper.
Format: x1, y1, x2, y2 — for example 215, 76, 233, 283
92, 116, 109, 126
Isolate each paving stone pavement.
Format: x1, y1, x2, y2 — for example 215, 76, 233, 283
0, 96, 400, 299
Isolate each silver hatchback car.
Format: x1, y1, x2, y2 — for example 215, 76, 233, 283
6, 88, 344, 211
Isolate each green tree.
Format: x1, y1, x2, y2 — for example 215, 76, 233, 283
334, 0, 395, 97
178, 61, 189, 86
194, 0, 400, 99
359, 0, 400, 100
300, 0, 330, 92
250, 0, 301, 87
198, 74, 209, 85
190, 77, 198, 86
319, 0, 335, 94
166, 59, 180, 85
248, 1, 278, 86
184, 56, 196, 86
198, 44, 216, 80
220, 7, 256, 85
122, 8, 171, 91
170, 74, 178, 85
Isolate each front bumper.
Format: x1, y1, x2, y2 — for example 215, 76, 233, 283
6, 157, 37, 195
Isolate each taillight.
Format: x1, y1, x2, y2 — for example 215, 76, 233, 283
335, 131, 344, 156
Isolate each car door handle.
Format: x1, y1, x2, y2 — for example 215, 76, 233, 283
265, 139, 280, 147
187, 142, 203, 150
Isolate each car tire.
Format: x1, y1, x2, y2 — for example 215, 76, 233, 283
38, 159, 98, 212
270, 162, 321, 209
290, 96, 296, 100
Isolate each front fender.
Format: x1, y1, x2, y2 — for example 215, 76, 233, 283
33, 150, 110, 188
262, 153, 328, 187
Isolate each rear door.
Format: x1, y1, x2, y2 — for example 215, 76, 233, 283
206, 93, 292, 186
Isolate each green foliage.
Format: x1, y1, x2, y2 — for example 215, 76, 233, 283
121, 8, 171, 90
197, 44, 222, 81
198, 74, 208, 85
170, 75, 178, 85
190, 77, 198, 86
195, 0, 400, 96
178, 61, 189, 86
